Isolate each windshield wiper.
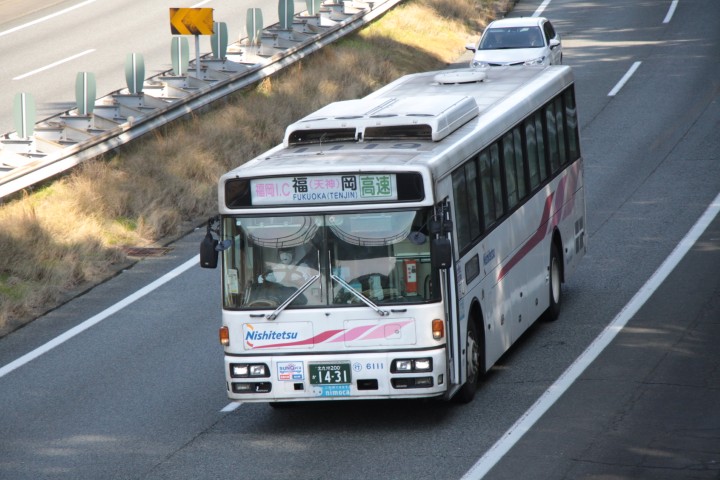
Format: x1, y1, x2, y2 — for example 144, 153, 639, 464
331, 274, 389, 316
267, 274, 320, 321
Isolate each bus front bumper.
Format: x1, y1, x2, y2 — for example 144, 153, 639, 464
224, 348, 448, 402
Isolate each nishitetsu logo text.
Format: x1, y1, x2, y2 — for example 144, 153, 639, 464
244, 323, 306, 349
245, 330, 298, 341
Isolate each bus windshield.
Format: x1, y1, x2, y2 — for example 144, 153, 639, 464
221, 209, 440, 309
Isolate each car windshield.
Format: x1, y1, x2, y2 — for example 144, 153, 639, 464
220, 209, 441, 310
479, 26, 544, 50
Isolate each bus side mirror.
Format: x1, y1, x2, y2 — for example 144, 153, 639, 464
200, 233, 219, 269
431, 237, 452, 269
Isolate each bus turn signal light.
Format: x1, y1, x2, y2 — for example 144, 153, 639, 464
219, 326, 230, 346
432, 319, 444, 340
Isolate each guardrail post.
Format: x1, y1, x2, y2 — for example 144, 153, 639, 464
13, 93, 35, 139
306, 0, 322, 16
246, 8, 263, 46
125, 53, 145, 94
75, 72, 96, 116
279, 0, 294, 30
171, 37, 190, 76
211, 22, 229, 60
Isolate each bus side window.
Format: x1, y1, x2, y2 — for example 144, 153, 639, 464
503, 132, 518, 209
545, 102, 560, 174
480, 146, 504, 227
554, 96, 568, 167
452, 158, 482, 251
466, 160, 481, 241
535, 112, 547, 182
452, 167, 471, 249
526, 120, 540, 190
503, 127, 528, 210
490, 144, 504, 220
564, 88, 580, 161
513, 127, 527, 201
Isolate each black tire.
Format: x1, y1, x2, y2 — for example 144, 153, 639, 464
543, 242, 562, 321
454, 319, 481, 404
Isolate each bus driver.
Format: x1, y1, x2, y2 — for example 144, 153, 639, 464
263, 248, 310, 285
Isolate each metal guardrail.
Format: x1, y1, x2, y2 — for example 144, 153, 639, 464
0, 0, 401, 200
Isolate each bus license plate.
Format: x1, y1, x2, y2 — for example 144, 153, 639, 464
309, 363, 351, 385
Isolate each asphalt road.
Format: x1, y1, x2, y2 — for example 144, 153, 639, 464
481, 201, 720, 479
1, 0, 719, 479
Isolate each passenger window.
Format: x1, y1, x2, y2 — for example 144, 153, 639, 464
480, 147, 504, 227
479, 151, 495, 227
535, 113, 547, 182
526, 120, 540, 189
555, 97, 567, 166
452, 158, 482, 251
546, 103, 560, 173
503, 132, 518, 209
465, 160, 481, 240
489, 144, 504, 220
513, 127, 526, 200
452, 168, 471, 250
564, 89, 580, 160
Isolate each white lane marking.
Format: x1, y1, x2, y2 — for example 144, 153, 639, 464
13, 49, 95, 80
608, 61, 642, 96
461, 191, 720, 479
0, 0, 98, 38
221, 402, 242, 412
0, 256, 199, 380
533, 0, 552, 17
663, 0, 679, 23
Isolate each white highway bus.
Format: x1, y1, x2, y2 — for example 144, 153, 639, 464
200, 65, 586, 405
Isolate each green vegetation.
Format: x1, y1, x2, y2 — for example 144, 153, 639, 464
0, 0, 512, 336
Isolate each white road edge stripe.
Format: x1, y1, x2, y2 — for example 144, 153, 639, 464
13, 49, 95, 80
461, 191, 720, 480
221, 402, 242, 412
608, 61, 642, 97
532, 0, 552, 17
0, 256, 199, 380
0, 0, 98, 38
664, 0, 679, 23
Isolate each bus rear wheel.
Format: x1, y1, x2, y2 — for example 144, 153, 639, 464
543, 242, 562, 321
454, 319, 481, 404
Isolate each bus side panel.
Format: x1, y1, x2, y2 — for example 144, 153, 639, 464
559, 159, 587, 278
498, 187, 553, 347
450, 158, 587, 371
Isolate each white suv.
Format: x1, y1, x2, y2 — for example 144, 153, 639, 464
466, 17, 562, 67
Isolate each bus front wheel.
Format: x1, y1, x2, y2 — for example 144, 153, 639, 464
454, 319, 481, 404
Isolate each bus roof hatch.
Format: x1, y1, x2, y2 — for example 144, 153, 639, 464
284, 94, 478, 146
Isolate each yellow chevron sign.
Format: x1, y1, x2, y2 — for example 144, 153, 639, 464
170, 8, 214, 35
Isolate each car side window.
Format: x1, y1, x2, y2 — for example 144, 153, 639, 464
543, 21, 556, 42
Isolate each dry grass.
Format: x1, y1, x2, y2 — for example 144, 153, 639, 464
0, 0, 512, 336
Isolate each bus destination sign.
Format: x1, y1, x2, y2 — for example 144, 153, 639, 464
250, 174, 397, 205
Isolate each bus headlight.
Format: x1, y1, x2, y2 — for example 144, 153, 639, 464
391, 358, 433, 373
230, 363, 270, 378
395, 360, 413, 372
414, 359, 432, 371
